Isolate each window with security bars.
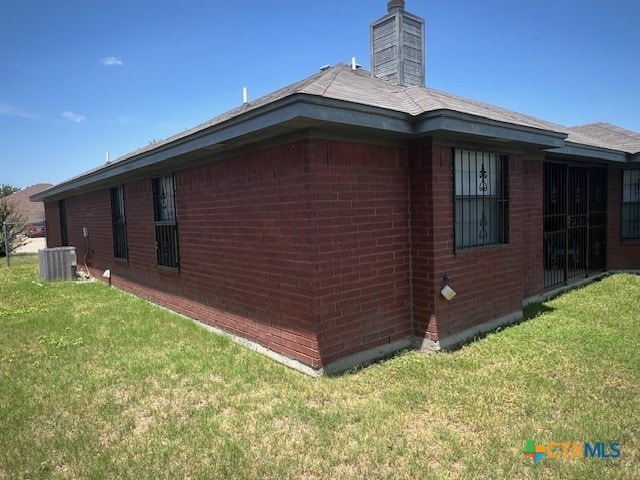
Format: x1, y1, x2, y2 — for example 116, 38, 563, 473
152, 174, 179, 269
110, 186, 128, 259
454, 149, 509, 250
622, 170, 640, 240
59, 199, 68, 246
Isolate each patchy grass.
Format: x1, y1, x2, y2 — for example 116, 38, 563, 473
0, 255, 638, 479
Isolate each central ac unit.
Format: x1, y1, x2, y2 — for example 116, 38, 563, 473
39, 247, 77, 281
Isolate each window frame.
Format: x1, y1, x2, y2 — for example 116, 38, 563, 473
621, 169, 640, 240
151, 174, 180, 270
110, 186, 128, 260
58, 199, 68, 246
453, 148, 510, 251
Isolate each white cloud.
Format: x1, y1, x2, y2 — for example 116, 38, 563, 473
0, 104, 38, 119
102, 56, 123, 66
61, 111, 85, 123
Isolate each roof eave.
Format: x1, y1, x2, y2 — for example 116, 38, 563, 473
545, 142, 629, 163
31, 89, 639, 204
31, 95, 414, 202
414, 110, 567, 149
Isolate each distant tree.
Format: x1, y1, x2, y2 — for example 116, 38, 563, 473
0, 199, 26, 257
0, 184, 20, 199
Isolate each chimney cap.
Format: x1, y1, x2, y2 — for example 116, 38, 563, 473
387, 0, 405, 12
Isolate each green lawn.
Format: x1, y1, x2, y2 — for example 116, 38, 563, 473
1, 255, 638, 479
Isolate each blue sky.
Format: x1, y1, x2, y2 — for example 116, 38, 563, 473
2, 0, 639, 188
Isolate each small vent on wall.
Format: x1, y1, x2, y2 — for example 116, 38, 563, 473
39, 247, 77, 281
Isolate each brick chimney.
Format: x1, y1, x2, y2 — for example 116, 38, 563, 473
370, 1, 425, 87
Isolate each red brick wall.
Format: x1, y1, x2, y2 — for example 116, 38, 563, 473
44, 193, 113, 263
175, 142, 320, 364
411, 145, 539, 342
103, 142, 323, 367
306, 139, 412, 365
47, 138, 640, 369
44, 202, 61, 247
41, 139, 414, 369
64, 190, 113, 271
521, 159, 545, 297
409, 144, 439, 341
607, 166, 640, 269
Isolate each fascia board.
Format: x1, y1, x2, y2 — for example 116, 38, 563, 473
414, 112, 567, 148
546, 142, 629, 163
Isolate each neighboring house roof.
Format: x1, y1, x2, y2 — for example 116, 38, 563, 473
4, 183, 53, 223
31, 64, 640, 202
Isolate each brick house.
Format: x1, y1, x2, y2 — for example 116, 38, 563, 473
32, 2, 640, 375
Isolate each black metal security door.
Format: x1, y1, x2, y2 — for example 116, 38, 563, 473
588, 169, 608, 272
567, 166, 588, 280
543, 162, 607, 289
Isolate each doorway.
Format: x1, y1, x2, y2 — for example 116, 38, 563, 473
543, 162, 607, 288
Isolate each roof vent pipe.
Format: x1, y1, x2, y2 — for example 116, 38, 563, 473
351, 57, 356, 70
242, 87, 248, 104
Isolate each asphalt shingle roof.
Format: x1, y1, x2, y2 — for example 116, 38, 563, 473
567, 122, 640, 154
33, 63, 640, 201
299, 64, 569, 133
3, 183, 52, 222
105, 64, 571, 166
107, 63, 637, 169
